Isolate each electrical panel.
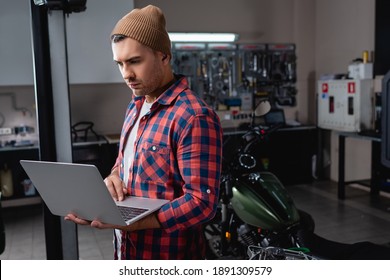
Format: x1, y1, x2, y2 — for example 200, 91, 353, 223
317, 79, 375, 132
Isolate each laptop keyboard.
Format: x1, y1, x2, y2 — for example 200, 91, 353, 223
117, 206, 148, 221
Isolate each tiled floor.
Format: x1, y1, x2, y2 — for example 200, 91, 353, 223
1, 179, 390, 260
292, 181, 390, 246
0, 204, 113, 260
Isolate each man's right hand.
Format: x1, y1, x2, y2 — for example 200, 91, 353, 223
104, 169, 127, 201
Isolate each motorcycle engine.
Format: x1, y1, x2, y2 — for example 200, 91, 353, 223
237, 224, 263, 247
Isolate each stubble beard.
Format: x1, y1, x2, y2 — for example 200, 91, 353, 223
130, 59, 165, 98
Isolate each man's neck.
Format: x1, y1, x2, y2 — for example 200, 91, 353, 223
145, 73, 176, 103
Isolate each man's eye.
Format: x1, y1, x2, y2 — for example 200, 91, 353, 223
115, 61, 123, 67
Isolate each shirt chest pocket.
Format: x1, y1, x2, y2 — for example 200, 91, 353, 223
136, 142, 171, 184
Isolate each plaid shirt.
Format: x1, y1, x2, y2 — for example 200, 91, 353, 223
112, 75, 222, 259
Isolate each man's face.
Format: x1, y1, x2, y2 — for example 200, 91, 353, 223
112, 37, 165, 99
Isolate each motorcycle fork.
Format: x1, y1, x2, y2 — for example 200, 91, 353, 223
220, 178, 238, 255
220, 203, 230, 255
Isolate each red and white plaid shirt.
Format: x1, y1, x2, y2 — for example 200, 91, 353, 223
112, 75, 223, 259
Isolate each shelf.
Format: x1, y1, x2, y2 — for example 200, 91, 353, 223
0, 145, 39, 152
2, 196, 42, 208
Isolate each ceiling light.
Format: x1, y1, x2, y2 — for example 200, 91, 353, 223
168, 32, 238, 43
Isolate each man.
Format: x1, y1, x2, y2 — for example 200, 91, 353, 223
65, 5, 223, 260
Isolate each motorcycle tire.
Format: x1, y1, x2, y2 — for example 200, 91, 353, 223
297, 209, 315, 232
203, 211, 247, 260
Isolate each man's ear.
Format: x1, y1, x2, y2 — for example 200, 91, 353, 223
161, 53, 171, 65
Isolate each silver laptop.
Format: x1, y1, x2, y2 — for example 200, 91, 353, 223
20, 160, 169, 226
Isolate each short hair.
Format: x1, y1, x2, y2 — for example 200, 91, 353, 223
111, 34, 127, 44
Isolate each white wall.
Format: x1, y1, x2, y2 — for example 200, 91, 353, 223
315, 0, 375, 181
66, 0, 134, 84
69, 83, 130, 135
0, 88, 38, 145
137, 0, 376, 182
0, 1, 34, 86
0, 1, 134, 137
0, 1, 134, 86
136, 0, 317, 124
1, 0, 317, 135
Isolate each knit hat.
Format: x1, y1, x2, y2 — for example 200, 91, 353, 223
111, 5, 171, 57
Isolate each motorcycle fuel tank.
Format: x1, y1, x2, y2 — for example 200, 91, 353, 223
231, 172, 300, 230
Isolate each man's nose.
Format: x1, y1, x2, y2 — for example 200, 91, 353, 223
122, 65, 135, 80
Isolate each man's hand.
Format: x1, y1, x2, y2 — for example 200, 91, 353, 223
64, 213, 130, 230
65, 167, 162, 231
104, 168, 127, 201
64, 213, 160, 232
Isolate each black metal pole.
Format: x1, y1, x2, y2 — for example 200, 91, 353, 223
30, 0, 64, 260
338, 135, 346, 200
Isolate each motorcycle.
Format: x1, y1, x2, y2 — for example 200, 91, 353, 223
204, 100, 316, 259
204, 101, 390, 260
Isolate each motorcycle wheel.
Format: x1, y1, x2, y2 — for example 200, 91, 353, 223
203, 221, 223, 259
203, 213, 247, 259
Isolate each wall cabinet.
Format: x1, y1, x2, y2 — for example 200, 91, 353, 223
0, 147, 40, 207
0, 143, 117, 208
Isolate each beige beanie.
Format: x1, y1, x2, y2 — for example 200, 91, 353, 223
111, 5, 171, 57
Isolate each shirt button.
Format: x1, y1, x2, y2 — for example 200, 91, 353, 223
206, 189, 211, 194
152, 145, 157, 151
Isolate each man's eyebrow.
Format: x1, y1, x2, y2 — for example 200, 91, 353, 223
114, 55, 142, 63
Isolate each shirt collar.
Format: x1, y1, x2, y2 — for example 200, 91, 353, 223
132, 74, 188, 107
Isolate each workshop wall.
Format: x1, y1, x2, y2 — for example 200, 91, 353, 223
315, 0, 375, 181
0, 0, 376, 181
135, 0, 316, 125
